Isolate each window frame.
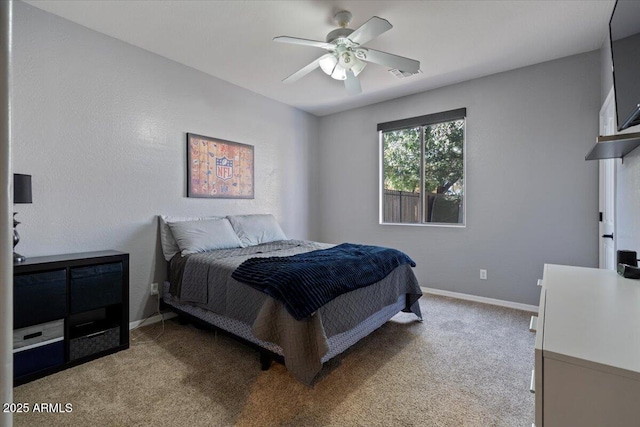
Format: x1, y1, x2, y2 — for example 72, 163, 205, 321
378, 108, 467, 227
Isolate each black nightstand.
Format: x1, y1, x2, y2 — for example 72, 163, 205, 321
13, 250, 129, 385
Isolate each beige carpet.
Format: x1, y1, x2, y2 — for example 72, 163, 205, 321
13, 295, 535, 427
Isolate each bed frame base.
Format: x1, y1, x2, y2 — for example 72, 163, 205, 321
165, 302, 285, 371
160, 285, 416, 384
259, 351, 272, 371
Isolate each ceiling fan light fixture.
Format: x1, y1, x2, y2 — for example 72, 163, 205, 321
338, 51, 355, 70
351, 59, 366, 77
331, 65, 347, 80
319, 54, 338, 76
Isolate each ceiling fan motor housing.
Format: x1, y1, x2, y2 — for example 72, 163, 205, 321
326, 28, 355, 44
334, 10, 353, 28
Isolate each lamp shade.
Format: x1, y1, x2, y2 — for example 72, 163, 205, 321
14, 174, 32, 204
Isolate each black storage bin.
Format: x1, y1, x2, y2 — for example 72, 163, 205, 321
14, 270, 66, 329
69, 326, 120, 360
14, 340, 64, 378
70, 262, 122, 313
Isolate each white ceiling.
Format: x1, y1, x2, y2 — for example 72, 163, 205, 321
25, 0, 615, 117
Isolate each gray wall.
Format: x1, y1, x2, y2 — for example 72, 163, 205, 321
616, 148, 640, 254
315, 52, 601, 306
12, 1, 318, 322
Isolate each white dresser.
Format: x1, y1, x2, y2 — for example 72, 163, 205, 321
532, 264, 640, 427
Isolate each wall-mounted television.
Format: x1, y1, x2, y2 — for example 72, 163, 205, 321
610, 0, 640, 131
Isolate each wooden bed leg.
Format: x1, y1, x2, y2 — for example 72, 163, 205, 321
260, 351, 272, 371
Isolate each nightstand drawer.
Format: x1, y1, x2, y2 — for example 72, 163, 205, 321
70, 262, 123, 313
14, 270, 66, 329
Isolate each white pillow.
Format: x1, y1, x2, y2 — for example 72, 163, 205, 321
167, 218, 242, 256
158, 215, 221, 261
226, 214, 287, 247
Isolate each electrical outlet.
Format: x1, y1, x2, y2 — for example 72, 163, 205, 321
480, 269, 487, 280
150, 282, 159, 296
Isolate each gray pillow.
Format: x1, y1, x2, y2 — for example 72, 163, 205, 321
158, 215, 222, 261
226, 214, 287, 247
167, 218, 242, 256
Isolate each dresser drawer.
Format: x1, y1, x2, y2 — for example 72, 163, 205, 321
534, 287, 546, 427
543, 358, 640, 426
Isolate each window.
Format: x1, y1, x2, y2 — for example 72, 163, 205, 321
379, 108, 466, 226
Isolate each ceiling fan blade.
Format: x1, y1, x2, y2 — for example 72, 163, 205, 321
344, 70, 362, 95
273, 36, 334, 50
348, 16, 393, 46
282, 56, 323, 83
357, 48, 420, 73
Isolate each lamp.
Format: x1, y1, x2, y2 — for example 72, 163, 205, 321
13, 173, 32, 263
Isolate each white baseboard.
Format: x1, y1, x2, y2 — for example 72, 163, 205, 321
421, 287, 538, 313
129, 290, 537, 329
129, 311, 177, 330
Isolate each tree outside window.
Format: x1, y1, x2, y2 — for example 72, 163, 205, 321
382, 117, 464, 225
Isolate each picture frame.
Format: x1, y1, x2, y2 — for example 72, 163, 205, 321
186, 133, 254, 199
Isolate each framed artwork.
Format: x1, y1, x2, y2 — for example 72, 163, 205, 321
187, 133, 254, 199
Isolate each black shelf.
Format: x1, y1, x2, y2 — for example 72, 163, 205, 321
13, 250, 129, 386
585, 132, 640, 161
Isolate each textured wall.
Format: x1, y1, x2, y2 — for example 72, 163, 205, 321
12, 2, 318, 322
315, 52, 601, 306
616, 149, 640, 254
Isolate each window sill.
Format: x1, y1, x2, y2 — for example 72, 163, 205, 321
379, 221, 466, 228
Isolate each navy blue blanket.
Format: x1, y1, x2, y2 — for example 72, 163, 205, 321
231, 243, 416, 321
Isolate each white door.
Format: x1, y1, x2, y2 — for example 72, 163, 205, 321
599, 88, 616, 270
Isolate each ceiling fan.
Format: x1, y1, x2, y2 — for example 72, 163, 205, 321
274, 10, 420, 95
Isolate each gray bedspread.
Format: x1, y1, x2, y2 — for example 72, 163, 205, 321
169, 240, 422, 384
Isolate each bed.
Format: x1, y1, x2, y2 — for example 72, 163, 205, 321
159, 214, 423, 385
